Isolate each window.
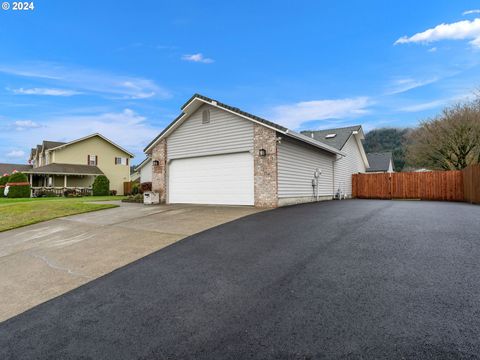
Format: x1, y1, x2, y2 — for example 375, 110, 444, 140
88, 155, 98, 166
115, 157, 129, 165
325, 133, 337, 139
202, 109, 210, 124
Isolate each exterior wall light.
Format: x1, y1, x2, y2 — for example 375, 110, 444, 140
153, 160, 160, 166
259, 149, 267, 157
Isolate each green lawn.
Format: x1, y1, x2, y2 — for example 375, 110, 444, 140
0, 196, 125, 232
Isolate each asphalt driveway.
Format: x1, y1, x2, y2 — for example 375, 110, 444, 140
2, 200, 480, 359
0, 202, 260, 322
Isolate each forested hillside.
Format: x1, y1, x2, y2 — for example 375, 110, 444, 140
363, 128, 410, 171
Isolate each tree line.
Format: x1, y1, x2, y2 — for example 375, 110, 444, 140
364, 95, 480, 171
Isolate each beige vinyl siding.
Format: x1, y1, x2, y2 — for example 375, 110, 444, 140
52, 136, 132, 195
334, 135, 367, 197
52, 175, 94, 187
278, 138, 335, 198
167, 104, 254, 160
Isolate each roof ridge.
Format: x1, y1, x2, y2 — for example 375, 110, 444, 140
302, 125, 362, 133
145, 93, 345, 156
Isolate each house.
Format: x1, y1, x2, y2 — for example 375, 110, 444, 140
134, 157, 152, 183
144, 94, 369, 208
366, 152, 394, 173
0, 133, 134, 195
301, 126, 370, 198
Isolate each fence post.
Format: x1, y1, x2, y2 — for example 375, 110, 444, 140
388, 173, 392, 199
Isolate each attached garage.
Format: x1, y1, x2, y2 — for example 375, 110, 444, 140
168, 153, 254, 205
144, 94, 346, 208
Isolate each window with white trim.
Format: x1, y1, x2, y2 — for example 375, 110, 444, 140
115, 157, 129, 165
88, 155, 98, 166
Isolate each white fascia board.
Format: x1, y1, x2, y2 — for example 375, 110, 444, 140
145, 96, 345, 157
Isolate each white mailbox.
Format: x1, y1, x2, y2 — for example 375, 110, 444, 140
143, 191, 160, 205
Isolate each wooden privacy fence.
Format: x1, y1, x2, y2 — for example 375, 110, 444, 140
124, 181, 133, 195
463, 165, 480, 204
352, 170, 464, 201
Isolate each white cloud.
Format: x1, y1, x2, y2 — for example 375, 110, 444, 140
395, 18, 480, 48
10, 87, 81, 96
14, 120, 41, 131
463, 9, 480, 15
428, 47, 437, 52
0, 62, 170, 99
398, 99, 446, 112
181, 53, 214, 64
270, 97, 371, 129
398, 93, 473, 113
6, 150, 26, 158
386, 77, 439, 95
0, 109, 159, 162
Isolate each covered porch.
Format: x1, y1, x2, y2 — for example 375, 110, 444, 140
25, 163, 104, 197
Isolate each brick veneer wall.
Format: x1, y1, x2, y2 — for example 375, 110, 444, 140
151, 139, 167, 203
254, 124, 278, 207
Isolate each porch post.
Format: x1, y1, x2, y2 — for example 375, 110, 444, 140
64, 175, 67, 188
29, 174, 33, 186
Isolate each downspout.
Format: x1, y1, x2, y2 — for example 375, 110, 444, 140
332, 154, 345, 199
332, 159, 335, 198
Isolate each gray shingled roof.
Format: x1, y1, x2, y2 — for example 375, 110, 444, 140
366, 152, 393, 172
0, 163, 33, 175
43, 141, 66, 150
144, 93, 343, 156
181, 93, 288, 132
301, 125, 362, 151
144, 94, 289, 152
28, 163, 104, 175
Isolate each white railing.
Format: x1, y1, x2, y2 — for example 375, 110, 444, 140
31, 187, 93, 197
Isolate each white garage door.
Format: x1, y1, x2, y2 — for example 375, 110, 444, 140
168, 152, 254, 205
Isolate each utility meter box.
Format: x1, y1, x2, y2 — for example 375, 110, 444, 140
143, 191, 160, 205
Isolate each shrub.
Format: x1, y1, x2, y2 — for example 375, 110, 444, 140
6, 172, 31, 198
36, 189, 58, 197
139, 182, 152, 194
132, 183, 139, 195
92, 175, 110, 196
0, 174, 9, 197
63, 189, 82, 198
121, 193, 143, 203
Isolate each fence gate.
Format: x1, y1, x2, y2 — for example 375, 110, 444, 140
124, 181, 133, 195
463, 165, 480, 204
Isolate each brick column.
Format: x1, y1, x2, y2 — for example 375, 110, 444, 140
152, 139, 167, 203
254, 124, 278, 208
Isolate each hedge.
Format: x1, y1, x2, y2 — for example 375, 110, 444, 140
6, 172, 31, 198
92, 175, 110, 196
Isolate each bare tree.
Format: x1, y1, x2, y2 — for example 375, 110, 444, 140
406, 97, 480, 170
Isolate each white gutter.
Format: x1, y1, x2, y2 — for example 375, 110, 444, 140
145, 97, 345, 157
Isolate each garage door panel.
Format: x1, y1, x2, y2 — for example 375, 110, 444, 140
168, 153, 254, 205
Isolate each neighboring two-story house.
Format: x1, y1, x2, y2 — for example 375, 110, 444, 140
0, 133, 133, 195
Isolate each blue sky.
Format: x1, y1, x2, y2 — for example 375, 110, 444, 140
1, 1, 480, 164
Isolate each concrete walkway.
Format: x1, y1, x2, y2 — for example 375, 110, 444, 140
0, 202, 261, 322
